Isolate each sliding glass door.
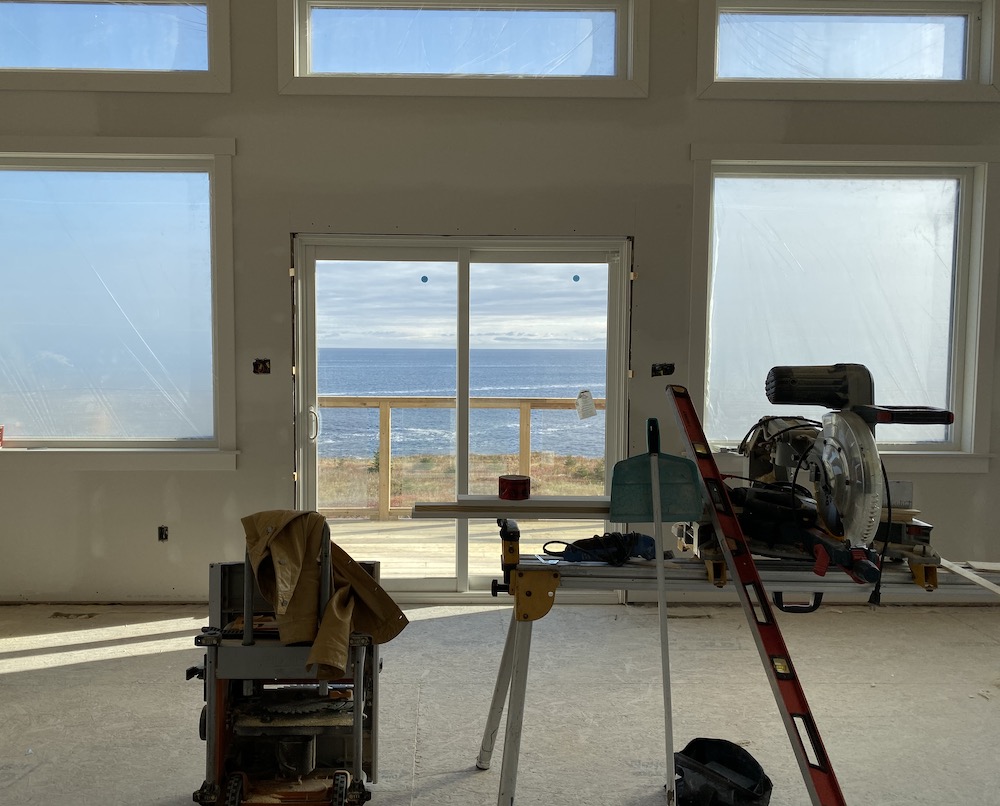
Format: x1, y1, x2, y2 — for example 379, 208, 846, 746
294, 236, 629, 593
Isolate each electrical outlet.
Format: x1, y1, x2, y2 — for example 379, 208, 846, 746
158, 525, 169, 541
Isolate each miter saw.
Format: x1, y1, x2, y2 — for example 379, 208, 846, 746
683, 364, 953, 590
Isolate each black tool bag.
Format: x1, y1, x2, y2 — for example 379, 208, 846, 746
675, 738, 773, 806
542, 531, 658, 566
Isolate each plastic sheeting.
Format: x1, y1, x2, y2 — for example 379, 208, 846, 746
307, 5, 617, 77
717, 12, 966, 81
0, 1, 208, 71
0, 169, 214, 441
707, 175, 958, 445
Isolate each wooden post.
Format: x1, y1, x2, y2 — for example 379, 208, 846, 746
518, 401, 531, 477
378, 402, 391, 521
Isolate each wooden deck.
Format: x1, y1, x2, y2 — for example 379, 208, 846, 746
326, 515, 606, 584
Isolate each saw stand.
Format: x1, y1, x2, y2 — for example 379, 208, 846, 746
479, 518, 564, 806
476, 387, 852, 805
414, 395, 846, 805
410, 374, 1000, 805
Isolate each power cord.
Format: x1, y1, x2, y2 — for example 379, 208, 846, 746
737, 416, 822, 455
868, 461, 893, 608
543, 532, 654, 566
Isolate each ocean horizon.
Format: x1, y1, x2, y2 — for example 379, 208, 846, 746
317, 346, 607, 459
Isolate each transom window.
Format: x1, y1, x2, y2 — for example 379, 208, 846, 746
704, 164, 977, 450
308, 4, 617, 77
718, 10, 969, 81
698, 0, 1000, 101
0, 0, 230, 91
279, 0, 650, 97
0, 1, 208, 71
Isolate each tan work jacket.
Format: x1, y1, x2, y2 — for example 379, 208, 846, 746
242, 510, 408, 679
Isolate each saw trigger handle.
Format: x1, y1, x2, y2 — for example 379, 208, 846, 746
852, 405, 954, 426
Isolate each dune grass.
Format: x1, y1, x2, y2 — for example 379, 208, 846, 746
318, 452, 605, 511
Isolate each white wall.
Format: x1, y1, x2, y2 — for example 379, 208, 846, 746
1, 2, 997, 601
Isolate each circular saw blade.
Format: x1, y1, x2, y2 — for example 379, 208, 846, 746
263, 698, 353, 716
817, 410, 882, 546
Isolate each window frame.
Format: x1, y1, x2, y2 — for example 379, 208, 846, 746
0, 0, 231, 93
0, 136, 237, 469
689, 144, 1000, 474
277, 0, 650, 97
698, 0, 1000, 102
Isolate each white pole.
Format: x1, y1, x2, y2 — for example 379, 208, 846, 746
649, 441, 675, 804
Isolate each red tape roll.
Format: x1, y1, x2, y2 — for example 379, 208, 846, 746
498, 474, 531, 500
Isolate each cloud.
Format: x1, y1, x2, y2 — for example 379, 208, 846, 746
315, 260, 608, 349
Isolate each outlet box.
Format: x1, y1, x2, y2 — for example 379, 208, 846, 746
158, 525, 169, 541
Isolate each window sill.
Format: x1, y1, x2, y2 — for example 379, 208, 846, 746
698, 80, 1000, 103
0, 448, 239, 472
713, 449, 992, 476
277, 73, 649, 98
0, 70, 231, 94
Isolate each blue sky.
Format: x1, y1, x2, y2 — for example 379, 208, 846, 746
0, 3, 616, 77
0, 1, 208, 70
717, 12, 965, 80
0, 4, 966, 80
309, 6, 615, 76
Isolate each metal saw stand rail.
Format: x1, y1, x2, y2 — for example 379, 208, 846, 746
668, 384, 847, 806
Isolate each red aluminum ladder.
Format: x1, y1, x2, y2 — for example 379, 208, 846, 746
667, 384, 848, 806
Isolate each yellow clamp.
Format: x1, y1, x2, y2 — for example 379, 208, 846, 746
909, 560, 939, 591
705, 559, 728, 588
510, 569, 561, 621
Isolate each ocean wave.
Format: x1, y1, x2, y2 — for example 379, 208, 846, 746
316, 347, 606, 458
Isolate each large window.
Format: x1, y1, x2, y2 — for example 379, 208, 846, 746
698, 0, 1000, 101
0, 0, 230, 92
692, 151, 999, 467
0, 144, 235, 458
278, 0, 649, 97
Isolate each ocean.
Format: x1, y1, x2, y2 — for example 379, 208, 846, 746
317, 347, 606, 459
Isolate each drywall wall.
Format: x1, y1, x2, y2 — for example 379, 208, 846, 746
1, 2, 997, 601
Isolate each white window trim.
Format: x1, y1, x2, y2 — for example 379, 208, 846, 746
697, 0, 1000, 102
277, 0, 649, 98
689, 143, 1000, 474
0, 136, 238, 470
0, 0, 231, 93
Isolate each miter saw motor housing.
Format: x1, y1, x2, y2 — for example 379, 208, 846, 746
727, 364, 952, 586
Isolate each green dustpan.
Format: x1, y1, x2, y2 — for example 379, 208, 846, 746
609, 418, 704, 523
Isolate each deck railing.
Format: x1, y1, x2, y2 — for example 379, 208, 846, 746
316, 395, 606, 519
